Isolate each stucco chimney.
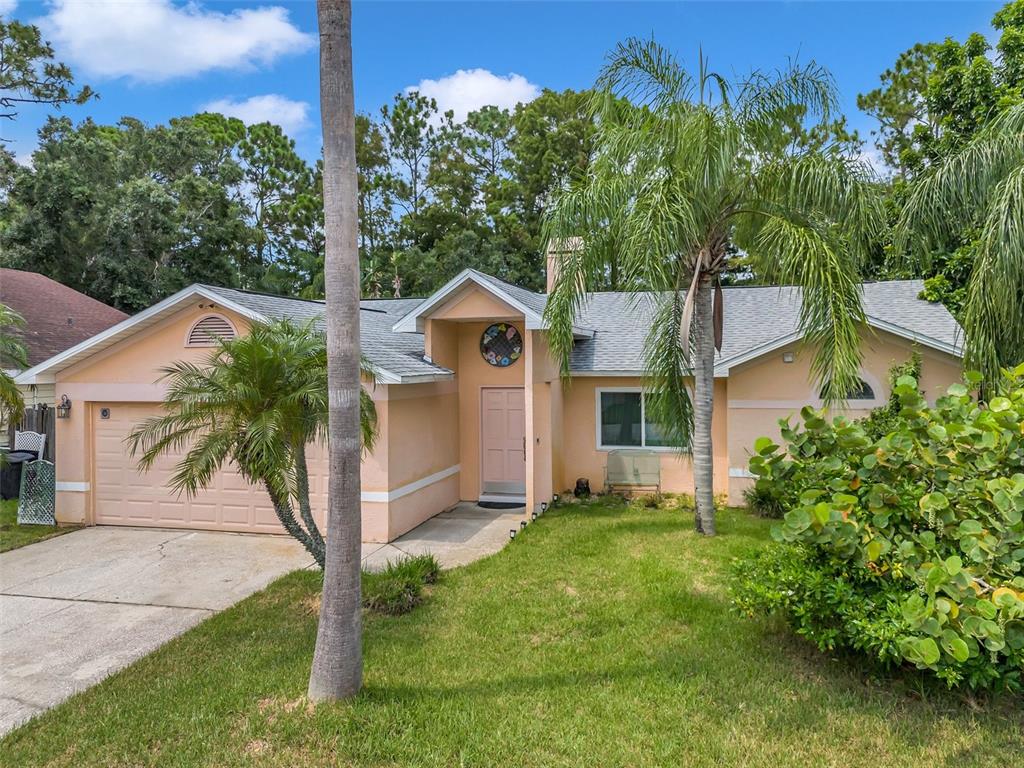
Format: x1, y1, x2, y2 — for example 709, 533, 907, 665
545, 237, 583, 294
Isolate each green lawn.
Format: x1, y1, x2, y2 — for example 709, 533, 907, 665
2, 498, 1021, 767
0, 498, 79, 553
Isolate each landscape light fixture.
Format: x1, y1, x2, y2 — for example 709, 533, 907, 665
510, 529, 516, 539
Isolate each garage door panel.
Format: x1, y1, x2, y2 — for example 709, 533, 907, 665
92, 403, 326, 534
156, 500, 188, 523
221, 504, 251, 526
254, 506, 282, 528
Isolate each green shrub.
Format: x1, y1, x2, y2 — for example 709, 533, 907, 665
389, 552, 441, 585
858, 352, 923, 441
732, 369, 1024, 691
742, 482, 788, 518
362, 554, 441, 615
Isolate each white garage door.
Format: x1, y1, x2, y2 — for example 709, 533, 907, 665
92, 403, 327, 533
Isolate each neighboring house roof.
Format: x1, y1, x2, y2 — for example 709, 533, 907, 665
0, 269, 128, 368
14, 273, 963, 387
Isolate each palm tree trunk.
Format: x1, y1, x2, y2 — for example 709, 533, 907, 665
691, 283, 717, 536
308, 0, 363, 702
264, 481, 323, 567
294, 439, 325, 560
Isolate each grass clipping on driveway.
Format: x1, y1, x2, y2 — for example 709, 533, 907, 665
2, 498, 1022, 767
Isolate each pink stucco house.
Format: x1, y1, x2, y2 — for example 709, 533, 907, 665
15, 267, 964, 542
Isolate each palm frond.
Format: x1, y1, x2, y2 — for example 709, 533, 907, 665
643, 294, 695, 449
752, 213, 865, 402
961, 163, 1024, 378
596, 37, 696, 110
738, 59, 839, 149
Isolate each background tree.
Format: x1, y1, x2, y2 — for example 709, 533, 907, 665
355, 114, 396, 297
0, 303, 27, 420
309, 0, 364, 702
0, 18, 93, 127
0, 116, 249, 310
897, 101, 1024, 383
544, 39, 882, 535
235, 121, 311, 286
859, 0, 1024, 314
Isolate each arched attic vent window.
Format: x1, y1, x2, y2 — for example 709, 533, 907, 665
818, 379, 875, 401
186, 314, 237, 347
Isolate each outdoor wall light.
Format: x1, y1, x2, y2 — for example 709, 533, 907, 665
56, 394, 72, 419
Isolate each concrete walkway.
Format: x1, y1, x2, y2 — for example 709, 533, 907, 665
0, 528, 311, 736
362, 502, 524, 571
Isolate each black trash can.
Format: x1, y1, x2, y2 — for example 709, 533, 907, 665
1, 450, 39, 501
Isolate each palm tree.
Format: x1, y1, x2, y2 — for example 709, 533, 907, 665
0, 303, 28, 422
544, 39, 882, 535
308, 0, 363, 702
896, 102, 1024, 382
127, 319, 377, 568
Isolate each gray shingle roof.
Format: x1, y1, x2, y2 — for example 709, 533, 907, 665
204, 286, 446, 382
206, 277, 962, 383
467, 270, 549, 318
568, 279, 963, 375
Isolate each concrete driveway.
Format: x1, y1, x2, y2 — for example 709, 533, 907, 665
0, 527, 311, 736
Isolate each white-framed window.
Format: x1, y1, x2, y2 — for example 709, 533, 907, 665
595, 387, 681, 451
185, 314, 237, 347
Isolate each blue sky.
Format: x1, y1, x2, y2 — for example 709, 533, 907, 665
0, 1, 1003, 165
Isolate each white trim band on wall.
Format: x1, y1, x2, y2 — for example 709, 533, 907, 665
361, 464, 460, 504
56, 481, 90, 492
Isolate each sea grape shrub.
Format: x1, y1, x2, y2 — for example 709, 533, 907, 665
732, 369, 1024, 690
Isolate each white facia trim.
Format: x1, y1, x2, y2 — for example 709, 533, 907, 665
14, 285, 264, 385
13, 283, 426, 387
864, 315, 964, 358
360, 464, 460, 503
56, 481, 90, 492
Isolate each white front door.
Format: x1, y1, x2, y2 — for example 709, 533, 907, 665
480, 387, 526, 497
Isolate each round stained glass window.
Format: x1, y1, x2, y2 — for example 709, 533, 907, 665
480, 323, 523, 367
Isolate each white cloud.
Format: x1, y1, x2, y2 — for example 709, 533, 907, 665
38, 0, 313, 82
0, 0, 18, 17
407, 68, 541, 123
201, 94, 311, 136
857, 145, 893, 180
